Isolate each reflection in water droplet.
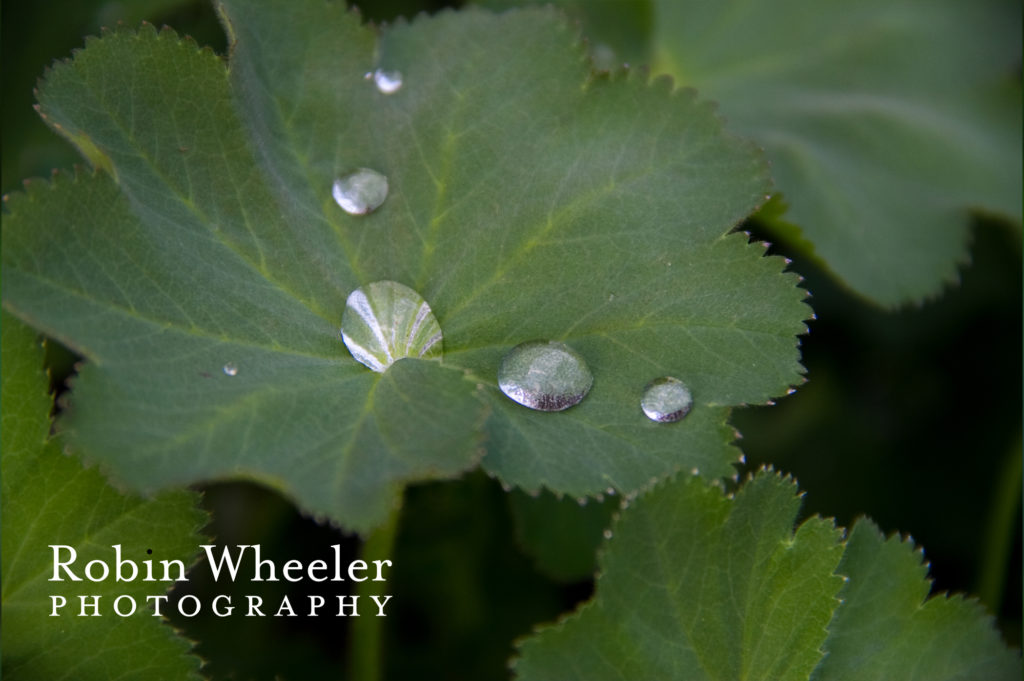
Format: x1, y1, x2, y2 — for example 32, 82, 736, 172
332, 168, 388, 215
340, 280, 443, 373
498, 340, 593, 412
640, 376, 692, 423
223, 363, 238, 377
365, 68, 403, 94
602, 529, 613, 540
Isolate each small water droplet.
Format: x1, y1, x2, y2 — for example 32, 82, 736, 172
340, 280, 443, 372
640, 376, 692, 423
365, 68, 403, 94
690, 467, 700, 476
602, 529, 613, 540
223, 363, 238, 377
332, 168, 388, 215
605, 487, 615, 496
498, 340, 593, 412
594, 493, 605, 503
576, 497, 587, 506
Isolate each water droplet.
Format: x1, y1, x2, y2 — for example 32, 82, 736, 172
690, 467, 700, 476
640, 376, 692, 423
340, 280, 443, 372
365, 68, 403, 94
605, 487, 616, 496
498, 340, 593, 412
602, 529, 613, 540
223, 363, 238, 377
332, 168, 388, 215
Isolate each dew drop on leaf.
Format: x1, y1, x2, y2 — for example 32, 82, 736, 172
497, 340, 593, 412
222, 363, 238, 377
332, 168, 389, 215
640, 376, 693, 423
340, 280, 443, 373
365, 68, 403, 94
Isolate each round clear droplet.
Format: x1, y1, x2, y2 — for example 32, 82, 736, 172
640, 376, 692, 423
340, 280, 443, 373
223, 363, 238, 377
365, 68, 403, 94
332, 168, 389, 215
498, 340, 593, 412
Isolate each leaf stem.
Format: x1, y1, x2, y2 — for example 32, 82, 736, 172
976, 428, 1022, 615
350, 503, 402, 681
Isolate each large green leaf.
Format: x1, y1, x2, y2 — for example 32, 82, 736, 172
500, 0, 1022, 305
649, 0, 1022, 305
2, 2, 806, 531
1, 313, 205, 681
814, 519, 1021, 681
515, 471, 846, 680
514, 470, 1021, 680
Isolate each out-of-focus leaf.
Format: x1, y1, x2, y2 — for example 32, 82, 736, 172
1, 312, 206, 681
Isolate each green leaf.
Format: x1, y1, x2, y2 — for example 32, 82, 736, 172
515, 472, 846, 680
1, 312, 206, 681
3, 3, 806, 530
648, 0, 1022, 305
514, 470, 1022, 680
814, 519, 1021, 681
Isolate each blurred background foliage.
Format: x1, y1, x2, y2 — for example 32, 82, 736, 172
3, 0, 1019, 678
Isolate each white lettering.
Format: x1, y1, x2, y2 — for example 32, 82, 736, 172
177, 595, 201, 617
212, 594, 234, 617
246, 595, 265, 617
202, 545, 250, 582
371, 594, 393, 616
79, 595, 101, 616
147, 595, 169, 616
49, 595, 67, 616
50, 545, 80, 581
113, 595, 137, 616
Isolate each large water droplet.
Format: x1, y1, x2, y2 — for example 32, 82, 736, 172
640, 376, 692, 423
332, 168, 388, 215
340, 281, 443, 372
365, 68, 403, 94
223, 363, 238, 377
498, 340, 592, 412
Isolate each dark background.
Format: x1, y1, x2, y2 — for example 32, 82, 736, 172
3, 0, 1020, 678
